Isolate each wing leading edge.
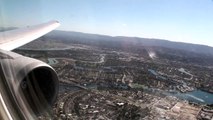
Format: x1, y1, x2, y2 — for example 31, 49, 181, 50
0, 21, 60, 51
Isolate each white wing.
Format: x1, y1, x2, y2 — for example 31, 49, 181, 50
0, 21, 60, 51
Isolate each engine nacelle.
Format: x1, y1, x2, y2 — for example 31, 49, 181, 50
0, 50, 59, 119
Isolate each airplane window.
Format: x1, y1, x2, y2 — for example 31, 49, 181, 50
0, 0, 213, 120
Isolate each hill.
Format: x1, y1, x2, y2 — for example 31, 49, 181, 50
42, 30, 213, 56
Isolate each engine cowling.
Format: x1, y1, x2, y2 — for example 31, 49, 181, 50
0, 50, 59, 119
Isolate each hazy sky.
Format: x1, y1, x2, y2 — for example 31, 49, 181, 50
1, 0, 213, 46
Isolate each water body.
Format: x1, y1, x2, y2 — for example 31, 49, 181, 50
148, 69, 158, 76
140, 86, 213, 104
59, 82, 213, 105
148, 69, 167, 80
47, 58, 59, 65
59, 84, 81, 93
167, 90, 213, 104
178, 68, 193, 76
147, 69, 213, 104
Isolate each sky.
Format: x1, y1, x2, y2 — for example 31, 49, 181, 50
1, 0, 213, 47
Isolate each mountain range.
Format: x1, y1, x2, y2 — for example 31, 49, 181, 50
43, 30, 213, 56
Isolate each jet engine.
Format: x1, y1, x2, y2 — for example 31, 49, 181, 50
0, 50, 59, 119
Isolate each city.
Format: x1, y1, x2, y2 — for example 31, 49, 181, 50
15, 30, 213, 120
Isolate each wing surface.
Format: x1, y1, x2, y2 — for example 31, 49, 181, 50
0, 21, 60, 51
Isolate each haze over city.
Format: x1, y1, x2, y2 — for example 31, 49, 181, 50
1, 0, 213, 46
